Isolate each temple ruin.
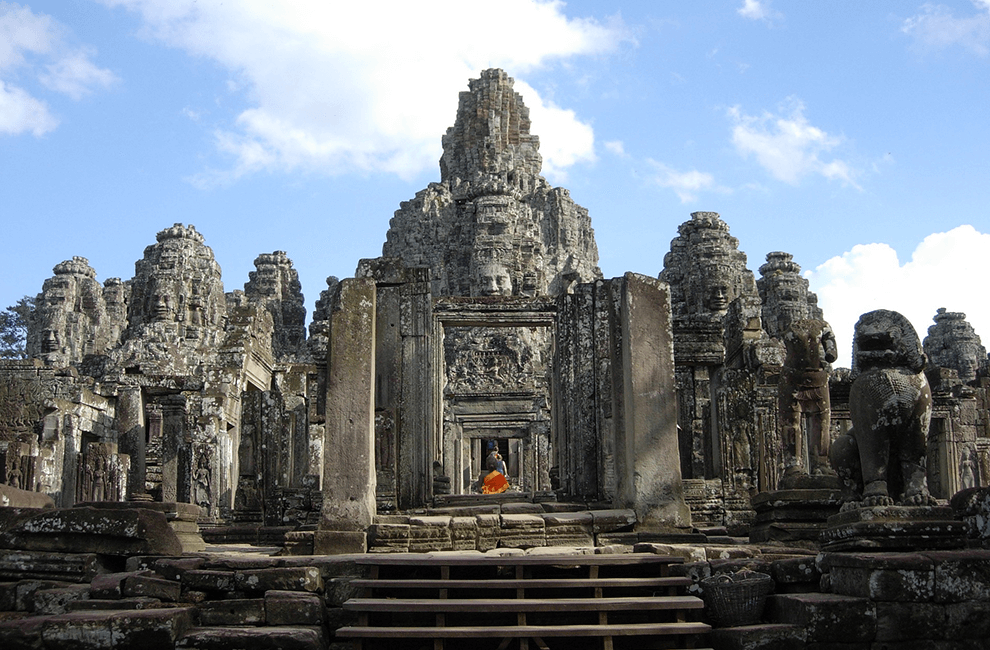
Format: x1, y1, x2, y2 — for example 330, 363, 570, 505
2, 68, 990, 649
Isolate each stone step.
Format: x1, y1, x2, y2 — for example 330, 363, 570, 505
710, 623, 806, 649
176, 625, 327, 650
765, 593, 876, 644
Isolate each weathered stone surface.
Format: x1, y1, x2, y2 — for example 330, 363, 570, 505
181, 570, 238, 594
244, 251, 307, 360
264, 590, 324, 626
821, 506, 965, 552
122, 574, 180, 602
197, 599, 265, 626
710, 623, 806, 650
175, 625, 327, 649
830, 310, 935, 509
766, 593, 875, 643
313, 530, 366, 555
382, 69, 600, 300
823, 552, 935, 602
616, 274, 691, 531
0, 486, 54, 509
237, 567, 323, 594
31, 584, 90, 615
0, 551, 107, 583
924, 308, 987, 382
944, 600, 990, 640
319, 278, 376, 538
40, 607, 195, 650
928, 550, 990, 603
875, 601, 946, 641
0, 506, 182, 556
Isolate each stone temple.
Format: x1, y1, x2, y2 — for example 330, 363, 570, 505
2, 69, 990, 648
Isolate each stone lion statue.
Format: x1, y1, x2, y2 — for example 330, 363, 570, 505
830, 309, 936, 508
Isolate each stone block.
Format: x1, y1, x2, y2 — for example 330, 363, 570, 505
197, 599, 266, 626
123, 575, 180, 602
927, 550, 990, 603
589, 509, 637, 533
0, 507, 183, 556
766, 593, 875, 643
32, 584, 90, 615
0, 615, 47, 649
500, 502, 544, 515
498, 514, 545, 549
15, 580, 71, 612
772, 556, 821, 586
264, 590, 324, 626
875, 601, 946, 642
824, 552, 934, 602
151, 557, 205, 582
175, 625, 327, 649
367, 523, 410, 552
944, 600, 990, 640
70, 597, 162, 611
450, 516, 478, 551
41, 607, 195, 650
711, 623, 806, 650
821, 506, 965, 552
0, 551, 106, 583
90, 572, 137, 600
0, 582, 16, 611
313, 530, 366, 555
181, 569, 240, 594
237, 567, 323, 594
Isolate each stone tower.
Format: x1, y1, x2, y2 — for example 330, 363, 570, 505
757, 251, 824, 340
111, 224, 226, 374
382, 68, 601, 298
924, 308, 987, 382
244, 251, 307, 360
27, 257, 123, 367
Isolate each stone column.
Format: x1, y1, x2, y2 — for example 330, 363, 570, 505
161, 396, 186, 504
617, 273, 692, 531
316, 278, 377, 554
114, 387, 146, 500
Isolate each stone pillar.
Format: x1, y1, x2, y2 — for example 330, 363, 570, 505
316, 278, 377, 554
161, 396, 186, 504
114, 387, 146, 500
617, 273, 692, 531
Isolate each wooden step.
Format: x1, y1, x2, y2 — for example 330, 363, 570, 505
345, 595, 704, 613
336, 621, 712, 638
348, 576, 691, 590
353, 554, 684, 567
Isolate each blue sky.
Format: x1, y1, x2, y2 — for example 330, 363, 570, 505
2, 0, 988, 367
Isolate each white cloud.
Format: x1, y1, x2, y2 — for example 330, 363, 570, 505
648, 160, 716, 203
101, 0, 629, 183
40, 49, 117, 100
0, 2, 116, 136
0, 79, 57, 135
902, 1, 990, 57
728, 98, 859, 187
737, 0, 781, 23
806, 225, 990, 368
604, 140, 626, 156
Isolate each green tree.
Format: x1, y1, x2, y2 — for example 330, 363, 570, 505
0, 296, 35, 359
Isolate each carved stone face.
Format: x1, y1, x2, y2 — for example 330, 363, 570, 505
476, 261, 513, 296
148, 285, 176, 323
706, 284, 729, 311
41, 329, 60, 353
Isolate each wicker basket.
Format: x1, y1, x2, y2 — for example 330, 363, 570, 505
700, 570, 773, 627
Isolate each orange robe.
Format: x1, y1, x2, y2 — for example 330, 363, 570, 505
482, 470, 508, 494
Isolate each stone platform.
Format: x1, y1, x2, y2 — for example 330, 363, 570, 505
749, 488, 845, 544
820, 505, 967, 552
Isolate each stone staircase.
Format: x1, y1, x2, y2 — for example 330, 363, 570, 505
335, 552, 713, 650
